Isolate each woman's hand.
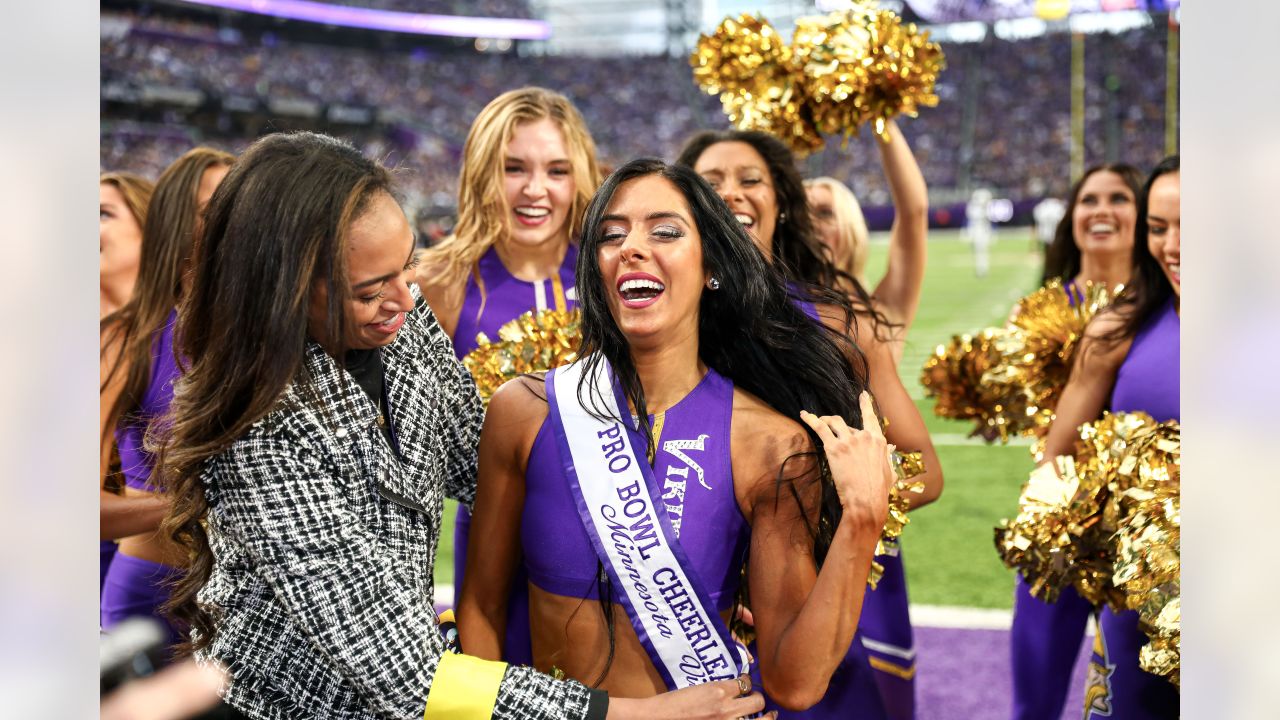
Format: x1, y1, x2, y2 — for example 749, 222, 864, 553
800, 391, 895, 527
607, 675, 773, 720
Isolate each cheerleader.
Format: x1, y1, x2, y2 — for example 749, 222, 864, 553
677, 125, 941, 719
100, 147, 232, 652
459, 158, 894, 710
99, 172, 154, 592
1041, 156, 1180, 719
803, 122, 929, 719
158, 132, 764, 720
803, 121, 928, 369
415, 87, 603, 664
1009, 163, 1143, 720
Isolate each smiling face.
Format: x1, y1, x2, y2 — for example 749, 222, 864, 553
1146, 171, 1181, 295
596, 175, 706, 346
1071, 170, 1137, 260
307, 191, 418, 353
502, 118, 576, 251
100, 182, 143, 283
692, 141, 778, 260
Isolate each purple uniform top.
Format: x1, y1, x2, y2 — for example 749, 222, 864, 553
1083, 297, 1180, 720
522, 367, 749, 609
1109, 298, 1180, 422
115, 308, 180, 492
452, 244, 578, 359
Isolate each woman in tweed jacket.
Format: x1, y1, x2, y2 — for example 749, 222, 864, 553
156, 132, 767, 720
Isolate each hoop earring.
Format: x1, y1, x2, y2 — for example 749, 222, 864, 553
707, 277, 721, 290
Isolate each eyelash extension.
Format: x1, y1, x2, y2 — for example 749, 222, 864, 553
360, 290, 386, 305
405, 255, 422, 271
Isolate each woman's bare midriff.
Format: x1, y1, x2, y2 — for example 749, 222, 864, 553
116, 486, 186, 567
526, 582, 737, 698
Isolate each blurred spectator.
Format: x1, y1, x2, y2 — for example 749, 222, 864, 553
101, 10, 1177, 218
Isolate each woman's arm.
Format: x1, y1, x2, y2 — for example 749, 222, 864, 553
741, 394, 894, 710
871, 119, 929, 331
100, 326, 168, 539
862, 325, 943, 507
212, 426, 593, 720
100, 491, 168, 540
816, 305, 942, 506
457, 378, 542, 659
1040, 312, 1132, 462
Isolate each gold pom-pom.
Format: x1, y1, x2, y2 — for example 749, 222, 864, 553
920, 280, 1122, 446
462, 309, 582, 405
919, 327, 1016, 441
994, 412, 1159, 606
690, 2, 946, 154
868, 450, 925, 589
690, 15, 823, 154
793, 4, 946, 143
1110, 421, 1180, 686
984, 280, 1123, 444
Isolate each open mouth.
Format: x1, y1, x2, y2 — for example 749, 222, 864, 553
1088, 221, 1116, 237
733, 213, 755, 229
370, 311, 406, 335
1168, 263, 1180, 285
617, 274, 665, 308
514, 206, 551, 226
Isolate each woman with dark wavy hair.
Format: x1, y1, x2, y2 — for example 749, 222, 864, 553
1039, 156, 1180, 720
1008, 161, 1144, 720
1041, 163, 1145, 288
459, 158, 895, 710
99, 147, 232, 650
159, 133, 761, 720
678, 129, 940, 719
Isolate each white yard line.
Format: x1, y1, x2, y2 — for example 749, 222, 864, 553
435, 588, 1094, 635
928, 433, 1033, 447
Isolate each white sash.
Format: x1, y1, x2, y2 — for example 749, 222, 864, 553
547, 358, 749, 689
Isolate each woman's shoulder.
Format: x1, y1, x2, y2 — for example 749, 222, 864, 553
487, 374, 550, 424
731, 389, 811, 466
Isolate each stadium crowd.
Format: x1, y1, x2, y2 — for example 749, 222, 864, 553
102, 10, 1172, 215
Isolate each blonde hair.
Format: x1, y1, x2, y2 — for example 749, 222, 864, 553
423, 87, 602, 288
805, 176, 868, 285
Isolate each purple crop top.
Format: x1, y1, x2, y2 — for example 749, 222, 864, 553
452, 244, 578, 358
1109, 298, 1180, 422
521, 368, 750, 610
115, 308, 180, 492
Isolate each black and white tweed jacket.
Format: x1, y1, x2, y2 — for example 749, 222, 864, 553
197, 292, 592, 720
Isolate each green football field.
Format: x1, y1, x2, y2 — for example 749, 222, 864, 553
437, 228, 1046, 610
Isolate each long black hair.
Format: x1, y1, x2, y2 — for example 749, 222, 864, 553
676, 129, 891, 338
576, 157, 869, 562
1101, 155, 1179, 344
1041, 162, 1144, 284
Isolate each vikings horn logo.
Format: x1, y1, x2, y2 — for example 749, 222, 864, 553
1084, 624, 1116, 717
663, 434, 711, 490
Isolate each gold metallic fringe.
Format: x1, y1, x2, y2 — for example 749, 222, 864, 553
869, 450, 925, 589
462, 309, 582, 405
691, 2, 946, 155
920, 280, 1121, 446
994, 413, 1180, 686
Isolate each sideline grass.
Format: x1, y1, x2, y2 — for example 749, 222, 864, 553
438, 230, 1045, 609
865, 229, 1043, 609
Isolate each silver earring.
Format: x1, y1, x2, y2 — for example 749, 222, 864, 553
707, 277, 721, 290
779, 211, 787, 223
